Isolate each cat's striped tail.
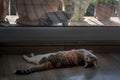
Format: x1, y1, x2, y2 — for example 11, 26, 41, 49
15, 66, 41, 74
15, 62, 52, 75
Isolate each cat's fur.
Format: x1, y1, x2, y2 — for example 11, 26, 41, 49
15, 49, 97, 75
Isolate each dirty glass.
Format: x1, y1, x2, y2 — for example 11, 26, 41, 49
0, 0, 120, 26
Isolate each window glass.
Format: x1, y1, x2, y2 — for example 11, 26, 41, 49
0, 0, 120, 26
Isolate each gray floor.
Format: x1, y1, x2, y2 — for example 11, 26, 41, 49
0, 53, 120, 80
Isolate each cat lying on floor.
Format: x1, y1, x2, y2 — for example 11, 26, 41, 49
15, 49, 97, 75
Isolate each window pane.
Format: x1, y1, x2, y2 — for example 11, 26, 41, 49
0, 0, 120, 26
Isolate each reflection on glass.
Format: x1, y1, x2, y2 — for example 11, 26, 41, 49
0, 0, 120, 26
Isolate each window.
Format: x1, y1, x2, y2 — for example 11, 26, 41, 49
0, 0, 120, 26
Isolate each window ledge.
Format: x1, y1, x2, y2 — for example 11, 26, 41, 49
1, 26, 120, 46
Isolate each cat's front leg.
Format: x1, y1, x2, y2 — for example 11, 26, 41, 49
23, 55, 32, 63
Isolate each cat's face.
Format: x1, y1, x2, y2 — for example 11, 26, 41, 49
84, 54, 97, 68
76, 49, 97, 67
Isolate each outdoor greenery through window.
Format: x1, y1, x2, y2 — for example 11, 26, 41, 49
0, 0, 120, 26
